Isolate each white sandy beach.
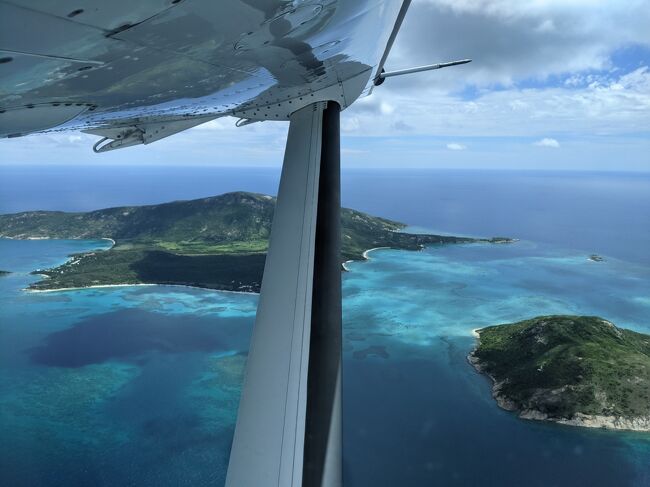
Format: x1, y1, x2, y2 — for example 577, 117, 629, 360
25, 282, 258, 295
25, 283, 156, 293
362, 247, 390, 260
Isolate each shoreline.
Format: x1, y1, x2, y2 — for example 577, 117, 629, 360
25, 282, 259, 295
25, 283, 157, 293
26, 236, 116, 285
362, 247, 390, 260
2, 235, 115, 247
344, 246, 391, 271
467, 335, 650, 433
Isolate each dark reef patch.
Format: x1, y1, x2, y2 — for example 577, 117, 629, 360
28, 309, 247, 367
352, 345, 390, 360
142, 413, 202, 440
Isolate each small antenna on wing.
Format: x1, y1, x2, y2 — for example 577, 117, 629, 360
374, 59, 472, 86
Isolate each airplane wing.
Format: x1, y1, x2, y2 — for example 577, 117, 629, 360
0, 0, 404, 149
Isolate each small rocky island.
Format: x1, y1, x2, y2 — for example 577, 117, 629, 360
469, 315, 650, 432
589, 254, 605, 262
0, 192, 512, 292
0, 270, 10, 276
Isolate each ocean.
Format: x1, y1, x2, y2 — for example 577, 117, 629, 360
0, 167, 649, 486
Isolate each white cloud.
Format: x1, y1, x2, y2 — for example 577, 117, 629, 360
341, 116, 361, 133
195, 118, 231, 131
389, 0, 650, 88
379, 102, 395, 115
345, 66, 650, 138
446, 143, 467, 151
534, 138, 560, 148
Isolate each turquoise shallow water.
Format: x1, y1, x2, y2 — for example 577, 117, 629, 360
1, 237, 649, 486
0, 239, 258, 486
342, 242, 650, 486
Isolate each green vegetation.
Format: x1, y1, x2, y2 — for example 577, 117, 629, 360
31, 249, 266, 292
471, 316, 650, 426
0, 191, 510, 292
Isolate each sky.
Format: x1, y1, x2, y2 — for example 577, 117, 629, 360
1, 0, 650, 171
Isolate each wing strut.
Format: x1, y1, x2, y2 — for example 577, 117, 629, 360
374, 0, 413, 83
226, 101, 342, 487
303, 102, 342, 486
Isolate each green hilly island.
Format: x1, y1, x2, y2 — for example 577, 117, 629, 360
0, 192, 509, 292
470, 315, 650, 431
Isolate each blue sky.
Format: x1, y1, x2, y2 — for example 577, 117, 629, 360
1, 0, 649, 171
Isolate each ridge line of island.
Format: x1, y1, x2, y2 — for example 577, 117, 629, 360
0, 191, 514, 293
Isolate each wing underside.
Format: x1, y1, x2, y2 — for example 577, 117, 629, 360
0, 0, 403, 142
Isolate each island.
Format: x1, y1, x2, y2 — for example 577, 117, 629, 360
0, 270, 10, 276
0, 191, 512, 292
589, 254, 605, 262
469, 315, 650, 432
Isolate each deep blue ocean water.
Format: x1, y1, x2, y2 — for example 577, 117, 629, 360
0, 167, 649, 486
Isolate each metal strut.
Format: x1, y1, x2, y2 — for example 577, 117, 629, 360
226, 101, 342, 487
303, 102, 342, 487
372, 0, 471, 87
